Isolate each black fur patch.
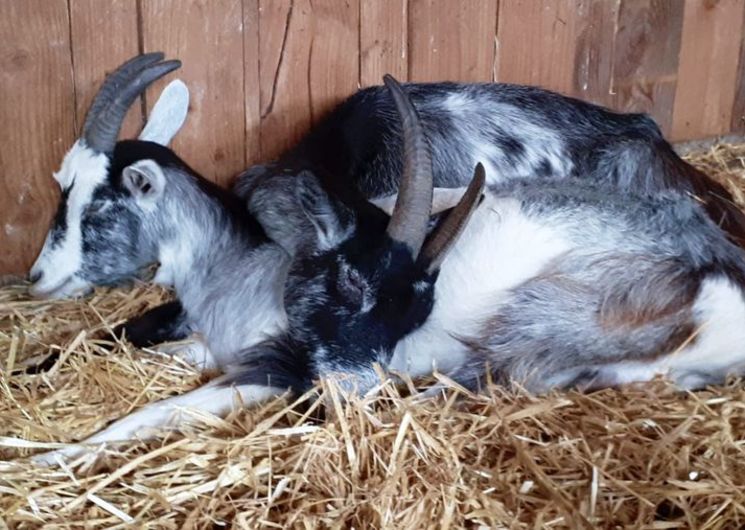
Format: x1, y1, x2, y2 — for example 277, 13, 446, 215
225, 336, 316, 392
115, 300, 190, 347
50, 185, 72, 245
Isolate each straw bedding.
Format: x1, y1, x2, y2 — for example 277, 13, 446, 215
2, 143, 745, 529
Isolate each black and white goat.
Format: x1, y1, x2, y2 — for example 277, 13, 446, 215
240, 77, 745, 397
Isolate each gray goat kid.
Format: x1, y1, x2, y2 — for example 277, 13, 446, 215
241, 78, 745, 398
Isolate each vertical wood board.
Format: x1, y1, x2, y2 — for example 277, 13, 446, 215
0, 0, 75, 273
142, 0, 246, 186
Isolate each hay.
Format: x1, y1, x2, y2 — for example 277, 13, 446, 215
2, 142, 745, 529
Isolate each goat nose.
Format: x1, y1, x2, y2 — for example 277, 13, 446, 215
28, 271, 42, 283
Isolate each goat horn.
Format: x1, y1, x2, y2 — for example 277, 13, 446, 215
420, 163, 486, 274
82, 53, 164, 146
83, 56, 181, 154
383, 74, 434, 258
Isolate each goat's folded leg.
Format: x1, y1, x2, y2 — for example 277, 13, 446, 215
113, 300, 219, 370
114, 300, 190, 347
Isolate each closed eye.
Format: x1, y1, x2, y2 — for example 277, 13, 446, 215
337, 262, 368, 307
85, 201, 111, 217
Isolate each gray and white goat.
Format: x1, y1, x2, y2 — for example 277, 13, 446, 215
239, 77, 745, 398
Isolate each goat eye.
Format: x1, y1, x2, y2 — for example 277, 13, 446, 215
85, 201, 109, 216
337, 265, 367, 305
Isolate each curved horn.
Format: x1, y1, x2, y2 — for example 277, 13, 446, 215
84, 58, 181, 154
383, 74, 433, 258
82, 52, 165, 143
420, 163, 486, 274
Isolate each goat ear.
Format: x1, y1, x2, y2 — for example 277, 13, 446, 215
370, 187, 468, 216
296, 171, 353, 251
138, 79, 189, 145
122, 159, 166, 206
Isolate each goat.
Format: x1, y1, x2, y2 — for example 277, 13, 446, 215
240, 77, 745, 400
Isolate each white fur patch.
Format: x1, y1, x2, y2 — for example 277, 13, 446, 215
29, 141, 109, 299
442, 92, 572, 182
32, 380, 282, 465
389, 195, 571, 377
139, 79, 190, 146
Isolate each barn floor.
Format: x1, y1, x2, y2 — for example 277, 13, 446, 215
2, 143, 745, 529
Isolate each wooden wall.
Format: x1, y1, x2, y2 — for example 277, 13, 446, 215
1, 0, 744, 274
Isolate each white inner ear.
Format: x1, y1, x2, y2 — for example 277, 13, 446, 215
369, 187, 468, 216
138, 79, 189, 146
123, 159, 166, 209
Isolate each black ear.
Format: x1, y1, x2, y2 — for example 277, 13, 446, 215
296, 171, 353, 251
122, 159, 166, 206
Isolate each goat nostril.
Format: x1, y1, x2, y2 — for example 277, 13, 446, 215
28, 271, 42, 284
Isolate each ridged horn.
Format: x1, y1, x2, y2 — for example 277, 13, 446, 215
383, 74, 434, 258
83, 55, 181, 154
420, 163, 486, 274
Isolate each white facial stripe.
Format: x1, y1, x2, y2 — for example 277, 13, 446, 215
30, 141, 110, 298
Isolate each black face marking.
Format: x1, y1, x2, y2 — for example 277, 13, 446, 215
283, 232, 437, 376
50, 184, 72, 246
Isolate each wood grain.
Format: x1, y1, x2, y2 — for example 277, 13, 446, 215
671, 0, 745, 140
497, 0, 578, 93
409, 0, 497, 82
571, 0, 618, 106
142, 0, 246, 186
258, 0, 313, 160
258, 0, 359, 161
611, 0, 684, 134
243, 0, 262, 166
734, 1, 745, 134
307, 0, 359, 123
0, 0, 75, 274
360, 0, 408, 86
69, 0, 142, 140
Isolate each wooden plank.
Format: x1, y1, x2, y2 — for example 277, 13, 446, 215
496, 0, 575, 94
258, 0, 313, 160
571, 0, 618, 106
142, 0, 246, 187
360, 0, 407, 87
408, 0, 498, 82
0, 0, 76, 274
69, 0, 142, 140
307, 0, 359, 124
611, 0, 685, 134
671, 0, 745, 141
730, 2, 745, 134
243, 0, 261, 166
258, 0, 359, 161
